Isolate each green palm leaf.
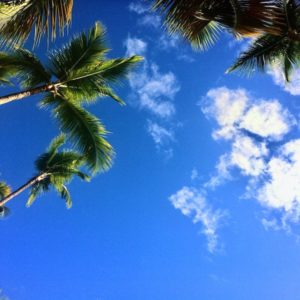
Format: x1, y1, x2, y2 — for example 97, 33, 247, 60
0, 48, 51, 88
58, 55, 143, 105
49, 22, 143, 104
41, 94, 114, 174
49, 22, 108, 79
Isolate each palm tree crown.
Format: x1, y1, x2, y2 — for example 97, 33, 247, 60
27, 134, 90, 208
0, 22, 142, 173
153, 0, 300, 81
0, 134, 90, 209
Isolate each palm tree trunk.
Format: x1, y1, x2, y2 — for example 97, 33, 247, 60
0, 84, 55, 105
0, 173, 48, 206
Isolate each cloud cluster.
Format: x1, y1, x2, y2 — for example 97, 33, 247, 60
169, 186, 226, 253
202, 86, 300, 231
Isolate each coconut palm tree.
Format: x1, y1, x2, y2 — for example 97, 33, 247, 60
0, 134, 90, 210
0, 22, 142, 173
0, 0, 73, 46
153, 0, 300, 81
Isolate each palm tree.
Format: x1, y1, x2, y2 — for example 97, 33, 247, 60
153, 0, 300, 80
0, 0, 73, 46
0, 134, 90, 209
0, 22, 142, 173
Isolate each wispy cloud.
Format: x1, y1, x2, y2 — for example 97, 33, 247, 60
138, 14, 161, 28
124, 36, 180, 155
147, 120, 174, 146
169, 186, 226, 253
129, 2, 161, 28
128, 2, 149, 14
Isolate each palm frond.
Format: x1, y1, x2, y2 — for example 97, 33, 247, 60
58, 55, 143, 105
56, 184, 72, 208
26, 182, 46, 207
95, 55, 144, 83
0, 48, 51, 88
153, 0, 290, 47
0, 0, 73, 46
48, 22, 142, 104
154, 0, 222, 49
49, 21, 108, 80
47, 133, 65, 155
227, 34, 288, 75
40, 95, 114, 173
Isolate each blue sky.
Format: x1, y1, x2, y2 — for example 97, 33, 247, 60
1, 0, 300, 299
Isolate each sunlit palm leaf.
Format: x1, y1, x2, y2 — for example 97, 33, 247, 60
0, 0, 73, 46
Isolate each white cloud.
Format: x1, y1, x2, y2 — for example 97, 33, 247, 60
268, 67, 300, 96
203, 87, 248, 140
240, 100, 295, 140
169, 186, 226, 253
255, 139, 300, 214
203, 87, 295, 141
147, 121, 174, 147
128, 62, 179, 118
124, 37, 147, 57
230, 135, 269, 177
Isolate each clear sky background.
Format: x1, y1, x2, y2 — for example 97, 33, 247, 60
1, 1, 300, 299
